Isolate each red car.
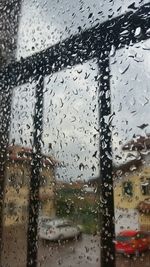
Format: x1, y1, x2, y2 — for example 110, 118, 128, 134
115, 230, 150, 256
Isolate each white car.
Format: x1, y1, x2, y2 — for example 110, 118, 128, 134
38, 216, 53, 227
38, 217, 82, 241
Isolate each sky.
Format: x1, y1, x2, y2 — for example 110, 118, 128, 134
9, 0, 150, 181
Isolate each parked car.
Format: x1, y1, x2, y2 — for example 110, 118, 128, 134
38, 216, 53, 228
115, 230, 150, 256
38, 217, 82, 242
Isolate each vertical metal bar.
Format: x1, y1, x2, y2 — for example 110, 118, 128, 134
0, 0, 22, 66
0, 3, 22, 256
27, 76, 44, 267
0, 77, 12, 264
98, 56, 115, 267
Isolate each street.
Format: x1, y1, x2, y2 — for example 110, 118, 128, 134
38, 235, 100, 267
1, 226, 150, 267
38, 236, 150, 267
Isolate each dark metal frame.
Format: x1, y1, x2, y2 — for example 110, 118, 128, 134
0, 3, 150, 267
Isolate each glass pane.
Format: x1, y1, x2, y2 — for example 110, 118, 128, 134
37, 60, 100, 267
2, 1, 150, 267
17, 0, 149, 58
1, 82, 36, 267
111, 38, 150, 265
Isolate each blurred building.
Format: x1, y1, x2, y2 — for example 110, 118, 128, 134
3, 145, 57, 226
114, 135, 150, 232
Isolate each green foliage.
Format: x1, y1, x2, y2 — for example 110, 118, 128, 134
56, 187, 100, 234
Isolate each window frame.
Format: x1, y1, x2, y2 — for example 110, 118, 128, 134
0, 3, 150, 267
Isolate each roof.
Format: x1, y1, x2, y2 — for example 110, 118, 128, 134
87, 176, 101, 186
122, 135, 150, 151
7, 145, 58, 167
137, 198, 150, 214
113, 158, 142, 175
118, 230, 137, 236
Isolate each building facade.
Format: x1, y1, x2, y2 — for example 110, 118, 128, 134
114, 136, 150, 232
3, 145, 57, 226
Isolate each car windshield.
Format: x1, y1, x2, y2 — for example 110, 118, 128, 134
44, 224, 52, 229
44, 219, 71, 227
116, 236, 134, 243
57, 224, 72, 228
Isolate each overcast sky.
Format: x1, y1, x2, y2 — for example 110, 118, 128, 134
9, 0, 150, 181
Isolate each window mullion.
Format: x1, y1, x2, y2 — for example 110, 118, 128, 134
98, 55, 115, 267
27, 76, 44, 267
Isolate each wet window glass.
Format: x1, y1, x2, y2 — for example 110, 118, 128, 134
36, 60, 100, 266
1, 1, 150, 267
111, 37, 150, 264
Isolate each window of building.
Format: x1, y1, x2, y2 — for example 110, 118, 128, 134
123, 181, 133, 197
141, 178, 150, 195
8, 171, 24, 187
8, 174, 16, 187
7, 202, 17, 216
40, 175, 47, 187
